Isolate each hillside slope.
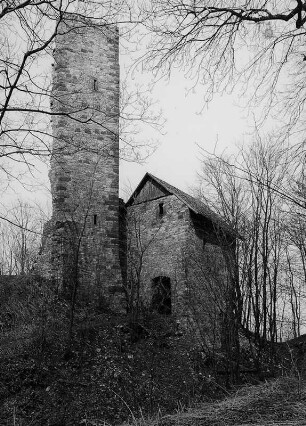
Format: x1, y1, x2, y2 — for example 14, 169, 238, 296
156, 378, 306, 426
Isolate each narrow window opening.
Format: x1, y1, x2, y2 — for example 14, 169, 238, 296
159, 202, 164, 216
93, 214, 97, 225
152, 276, 171, 315
203, 238, 207, 249
93, 78, 98, 91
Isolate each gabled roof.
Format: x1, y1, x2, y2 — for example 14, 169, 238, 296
126, 172, 237, 236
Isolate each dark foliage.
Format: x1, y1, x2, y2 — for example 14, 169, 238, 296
0, 277, 228, 425
1, 276, 298, 425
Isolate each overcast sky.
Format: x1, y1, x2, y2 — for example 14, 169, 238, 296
119, 67, 253, 200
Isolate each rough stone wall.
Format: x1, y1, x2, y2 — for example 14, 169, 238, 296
127, 194, 232, 344
126, 195, 191, 316
182, 214, 231, 347
47, 15, 123, 308
119, 198, 127, 284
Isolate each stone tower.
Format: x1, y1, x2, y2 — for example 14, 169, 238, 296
48, 15, 122, 307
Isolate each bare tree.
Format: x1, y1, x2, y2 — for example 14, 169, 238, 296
0, 1, 163, 188
141, 1, 306, 137
125, 207, 165, 323
198, 136, 306, 372
0, 200, 43, 275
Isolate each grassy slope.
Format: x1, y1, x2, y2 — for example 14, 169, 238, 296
151, 378, 306, 426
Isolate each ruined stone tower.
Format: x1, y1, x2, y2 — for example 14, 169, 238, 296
48, 15, 123, 307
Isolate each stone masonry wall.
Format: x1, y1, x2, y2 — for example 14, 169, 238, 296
126, 195, 191, 317
183, 216, 229, 347
48, 15, 123, 308
127, 194, 231, 343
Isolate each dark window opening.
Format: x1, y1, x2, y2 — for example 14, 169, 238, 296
93, 78, 98, 91
93, 214, 97, 225
152, 276, 171, 315
159, 202, 164, 216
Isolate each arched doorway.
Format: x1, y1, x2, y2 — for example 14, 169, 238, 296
152, 276, 171, 315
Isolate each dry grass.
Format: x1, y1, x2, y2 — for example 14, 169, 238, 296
122, 376, 306, 426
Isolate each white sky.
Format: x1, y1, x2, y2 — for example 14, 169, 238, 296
119, 70, 252, 200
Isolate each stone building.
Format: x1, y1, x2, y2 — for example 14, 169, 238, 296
39, 15, 237, 326
40, 15, 123, 308
125, 173, 237, 343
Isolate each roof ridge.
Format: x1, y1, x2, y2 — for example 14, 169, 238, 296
127, 172, 238, 237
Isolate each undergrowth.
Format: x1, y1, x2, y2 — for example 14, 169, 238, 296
1, 276, 303, 426
0, 276, 223, 425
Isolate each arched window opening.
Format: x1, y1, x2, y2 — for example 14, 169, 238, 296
93, 78, 98, 91
152, 276, 171, 315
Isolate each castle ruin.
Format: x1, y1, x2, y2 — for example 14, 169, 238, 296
42, 16, 124, 309
39, 15, 237, 335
